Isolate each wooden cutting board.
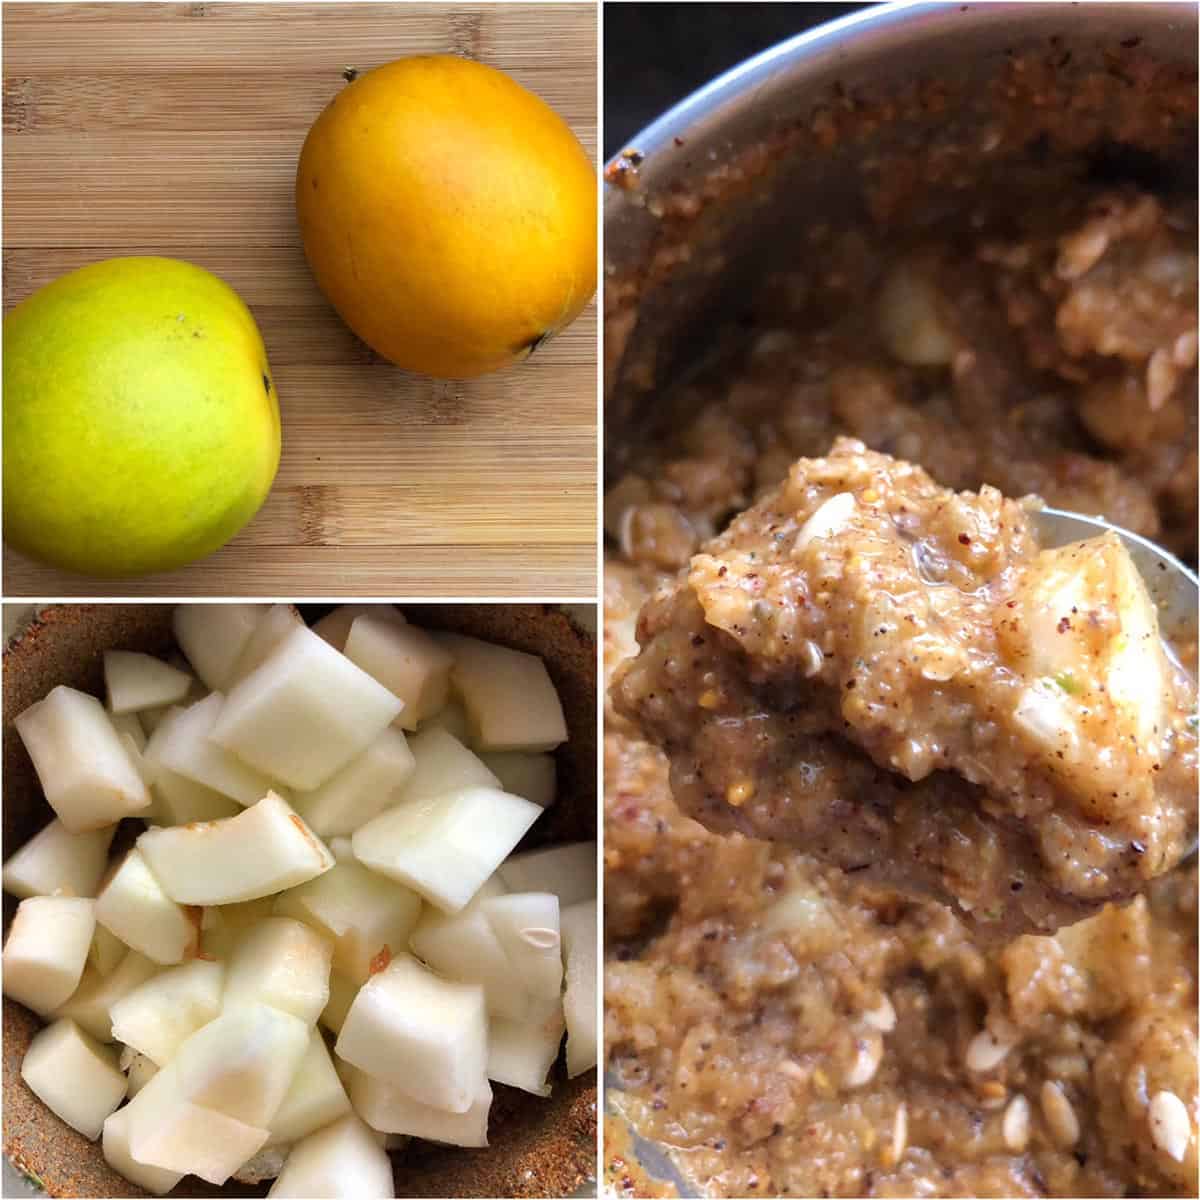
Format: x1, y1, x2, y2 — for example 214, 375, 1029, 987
2, 1, 597, 598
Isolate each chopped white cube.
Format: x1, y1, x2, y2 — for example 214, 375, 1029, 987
14, 686, 151, 831
482, 891, 562, 1016
292, 727, 415, 837
123, 1061, 269, 1185
267, 1113, 394, 1199
335, 954, 487, 1113
103, 1103, 184, 1195
151, 767, 241, 826
418, 698, 471, 743
227, 602, 305, 686
53, 951, 158, 1043
144, 694, 274, 806
313, 604, 406, 652
210, 625, 405, 789
109, 959, 224, 1065
2, 895, 95, 1015
347, 1065, 491, 1147
497, 842, 597, 907
95, 848, 198, 965
344, 616, 454, 731
561, 899, 597, 1076
268, 1027, 352, 1145
21, 1018, 127, 1139
2, 819, 116, 900
479, 751, 556, 806
137, 791, 334, 905
173, 1002, 310, 1126
438, 633, 568, 751
224, 916, 333, 1025
173, 603, 267, 691
353, 786, 541, 913
104, 651, 192, 714
88, 924, 128, 977
487, 1010, 566, 1097
394, 726, 499, 806
109, 708, 148, 752
408, 878, 530, 1022
274, 861, 421, 984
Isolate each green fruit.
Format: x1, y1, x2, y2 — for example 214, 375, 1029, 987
3, 257, 280, 577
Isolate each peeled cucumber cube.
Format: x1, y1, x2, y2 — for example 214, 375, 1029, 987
344, 616, 454, 730
352, 786, 541, 913
2, 895, 96, 1015
137, 791, 334, 905
173, 603, 267, 691
497, 842, 596, 907
267, 1113, 394, 1199
267, 1027, 352, 1146
561, 899, 597, 1077
144, 694, 273, 806
109, 959, 224, 1066
2, 819, 116, 900
224, 917, 333, 1025
103, 1102, 184, 1195
210, 624, 405, 790
437, 632, 568, 751
104, 651, 191, 714
335, 953, 487, 1114
94, 848, 198, 966
487, 1010, 566, 1097
347, 1064, 492, 1147
21, 1018, 127, 1139
54, 951, 158, 1043
14, 686, 151, 831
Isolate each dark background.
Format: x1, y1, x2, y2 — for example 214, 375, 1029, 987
604, 2, 868, 160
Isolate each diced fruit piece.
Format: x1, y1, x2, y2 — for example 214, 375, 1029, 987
313, 604, 406, 652
268, 1028, 352, 1145
144, 694, 273, 805
345, 616, 454, 731
95, 848, 198, 965
123, 1061, 269, 1185
227, 603, 305, 686
482, 892, 562, 1015
211, 625, 405, 789
479, 751, 556, 806
353, 786, 541, 913
109, 959, 224, 1066
394, 726, 499, 805
88, 924, 127, 976
347, 1065, 491, 1147
487, 1010, 566, 1097
275, 861, 421, 984
120, 1045, 159, 1097
267, 1113, 394, 1199
104, 651, 191, 714
151, 767, 242, 826
172, 1002, 309, 1126
137, 791, 334, 905
2, 895, 95, 1014
225, 917, 332, 1025
21, 1018, 127, 1139
14, 686, 151, 831
438, 633, 568, 751
292, 727, 415, 837
418, 698, 471, 743
53, 952, 158, 1043
320, 972, 358, 1036
197, 895, 277, 959
335, 954, 487, 1113
498, 842, 596, 907
410, 878, 530, 1021
561, 899, 597, 1076
173, 603, 266, 691
2, 819, 116, 900
103, 1103, 184, 1195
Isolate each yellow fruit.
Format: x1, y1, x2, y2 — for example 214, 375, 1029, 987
3, 257, 280, 578
296, 55, 596, 379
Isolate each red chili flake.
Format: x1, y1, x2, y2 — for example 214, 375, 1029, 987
369, 945, 393, 976
958, 533, 971, 545
1057, 617, 1072, 633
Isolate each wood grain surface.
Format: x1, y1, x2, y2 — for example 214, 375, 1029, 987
2, 2, 598, 598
